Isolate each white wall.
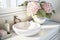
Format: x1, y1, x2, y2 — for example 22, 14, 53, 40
0, 6, 31, 28
10, 0, 16, 8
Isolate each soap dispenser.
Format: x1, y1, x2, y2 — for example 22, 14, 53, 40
4, 20, 10, 34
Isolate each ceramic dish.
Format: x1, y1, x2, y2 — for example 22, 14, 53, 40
1, 33, 12, 40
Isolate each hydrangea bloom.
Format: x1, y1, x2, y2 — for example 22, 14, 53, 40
27, 1, 41, 16
41, 2, 53, 13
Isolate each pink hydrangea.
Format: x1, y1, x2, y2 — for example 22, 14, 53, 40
27, 1, 41, 16
41, 2, 53, 13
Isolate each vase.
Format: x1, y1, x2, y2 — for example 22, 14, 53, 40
32, 15, 47, 24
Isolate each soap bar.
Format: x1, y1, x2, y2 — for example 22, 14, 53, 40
0, 29, 7, 37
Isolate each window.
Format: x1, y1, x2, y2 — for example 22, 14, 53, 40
0, 0, 7, 8
0, 0, 17, 8
0, 0, 25, 8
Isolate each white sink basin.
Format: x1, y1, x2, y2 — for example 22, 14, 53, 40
12, 21, 41, 36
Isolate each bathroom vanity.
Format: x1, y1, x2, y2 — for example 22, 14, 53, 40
5, 20, 60, 40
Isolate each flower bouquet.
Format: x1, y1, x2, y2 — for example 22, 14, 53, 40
20, 0, 55, 24
27, 1, 55, 18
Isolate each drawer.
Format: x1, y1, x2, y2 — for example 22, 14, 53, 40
50, 33, 60, 40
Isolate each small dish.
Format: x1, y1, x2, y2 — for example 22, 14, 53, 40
1, 33, 12, 40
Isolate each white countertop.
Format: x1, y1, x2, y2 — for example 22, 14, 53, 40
5, 20, 60, 40
5, 28, 59, 40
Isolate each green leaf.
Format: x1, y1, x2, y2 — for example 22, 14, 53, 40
37, 10, 46, 17
18, 1, 28, 6
52, 10, 55, 13
24, 1, 28, 6
46, 13, 52, 18
40, 1, 46, 3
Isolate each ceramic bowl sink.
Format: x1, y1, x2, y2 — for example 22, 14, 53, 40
12, 21, 41, 36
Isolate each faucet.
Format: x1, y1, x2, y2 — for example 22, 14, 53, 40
14, 16, 21, 24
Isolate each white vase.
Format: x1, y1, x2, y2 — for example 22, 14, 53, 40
32, 15, 47, 24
